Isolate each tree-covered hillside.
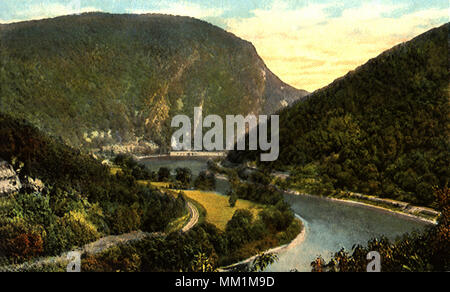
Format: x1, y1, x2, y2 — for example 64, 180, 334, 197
0, 13, 307, 152
230, 23, 449, 208
0, 113, 185, 264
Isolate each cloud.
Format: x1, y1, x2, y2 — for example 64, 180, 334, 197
1, 1, 446, 92
128, 2, 225, 19
226, 2, 448, 91
1, 1, 100, 24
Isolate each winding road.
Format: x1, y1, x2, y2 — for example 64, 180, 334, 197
0, 202, 199, 272
182, 202, 199, 232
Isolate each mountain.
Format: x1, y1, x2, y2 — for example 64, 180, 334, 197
230, 23, 449, 207
0, 13, 308, 153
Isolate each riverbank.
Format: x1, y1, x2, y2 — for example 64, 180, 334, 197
218, 215, 307, 271
267, 169, 440, 224
235, 162, 441, 225
284, 189, 438, 225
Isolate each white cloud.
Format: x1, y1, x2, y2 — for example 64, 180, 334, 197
128, 2, 225, 19
226, 3, 448, 91
1, 2, 100, 23
340, 2, 405, 20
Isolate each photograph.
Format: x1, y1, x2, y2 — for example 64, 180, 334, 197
0, 0, 448, 281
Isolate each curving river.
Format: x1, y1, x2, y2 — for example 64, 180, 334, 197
141, 158, 430, 272
268, 193, 430, 271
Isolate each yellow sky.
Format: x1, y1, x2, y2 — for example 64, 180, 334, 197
226, 3, 448, 92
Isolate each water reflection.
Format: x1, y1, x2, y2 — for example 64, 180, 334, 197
269, 194, 430, 271
140, 158, 430, 272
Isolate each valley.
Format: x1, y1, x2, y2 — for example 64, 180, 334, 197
114, 158, 434, 271
0, 11, 448, 273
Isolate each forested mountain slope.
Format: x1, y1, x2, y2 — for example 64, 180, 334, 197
0, 113, 185, 263
230, 23, 449, 207
0, 13, 308, 152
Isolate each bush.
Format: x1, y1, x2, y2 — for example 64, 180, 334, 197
57, 211, 101, 249
0, 217, 45, 261
158, 167, 171, 182
175, 168, 192, 189
194, 171, 216, 191
228, 192, 238, 208
111, 204, 141, 234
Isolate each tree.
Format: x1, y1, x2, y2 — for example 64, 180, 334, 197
226, 209, 254, 249
175, 167, 192, 188
58, 211, 100, 249
250, 252, 279, 272
228, 191, 238, 208
112, 203, 142, 234
190, 252, 217, 272
158, 167, 171, 182
194, 171, 216, 191
0, 217, 45, 261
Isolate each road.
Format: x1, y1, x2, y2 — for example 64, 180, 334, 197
182, 202, 199, 232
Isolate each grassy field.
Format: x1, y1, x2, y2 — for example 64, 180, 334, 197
137, 180, 171, 189
181, 190, 263, 230
136, 180, 264, 230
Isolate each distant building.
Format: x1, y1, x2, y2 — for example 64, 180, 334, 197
169, 151, 226, 158
0, 159, 21, 196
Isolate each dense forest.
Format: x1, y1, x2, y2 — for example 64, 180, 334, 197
0, 114, 185, 265
230, 23, 449, 208
0, 114, 301, 270
0, 13, 307, 152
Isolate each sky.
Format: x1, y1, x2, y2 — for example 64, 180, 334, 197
0, 0, 448, 91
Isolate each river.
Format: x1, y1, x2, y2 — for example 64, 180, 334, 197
268, 193, 429, 271
140, 158, 430, 272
